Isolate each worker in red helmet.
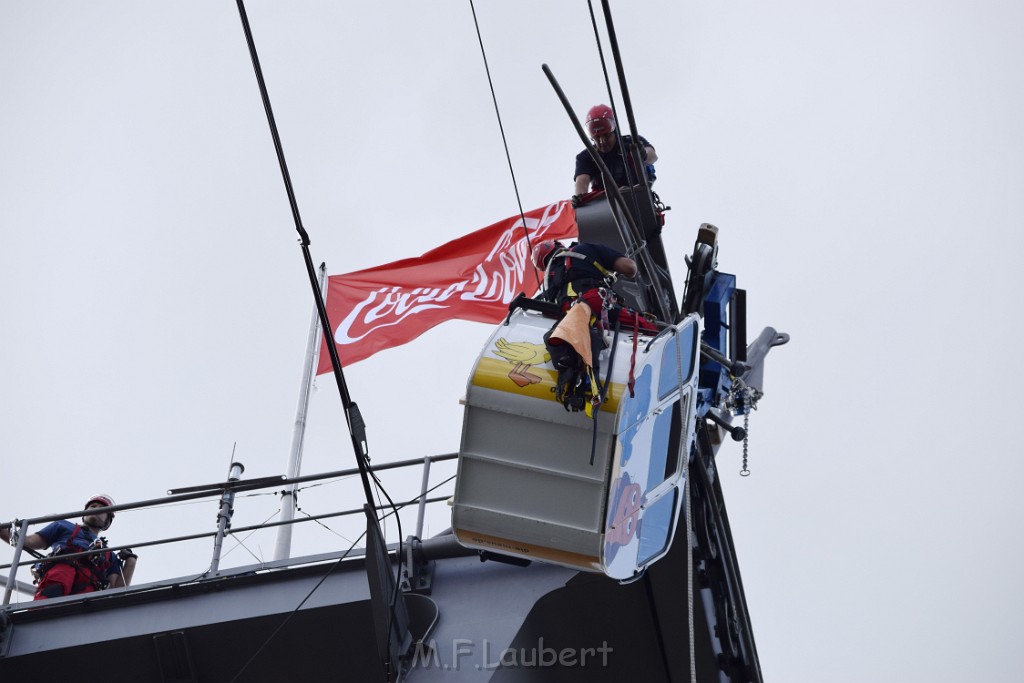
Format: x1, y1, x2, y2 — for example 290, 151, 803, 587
573, 104, 657, 198
1, 494, 138, 599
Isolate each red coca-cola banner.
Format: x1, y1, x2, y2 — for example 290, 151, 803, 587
316, 201, 577, 370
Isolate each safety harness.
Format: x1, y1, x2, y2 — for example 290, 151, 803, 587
33, 524, 115, 591
543, 244, 617, 309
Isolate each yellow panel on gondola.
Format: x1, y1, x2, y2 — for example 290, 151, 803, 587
471, 356, 624, 413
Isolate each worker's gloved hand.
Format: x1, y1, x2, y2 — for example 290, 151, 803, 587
571, 194, 582, 209
118, 548, 138, 561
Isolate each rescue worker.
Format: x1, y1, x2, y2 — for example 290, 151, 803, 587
532, 239, 656, 333
1, 494, 137, 599
573, 104, 657, 199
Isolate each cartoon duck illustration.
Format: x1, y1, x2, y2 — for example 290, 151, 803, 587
494, 338, 551, 387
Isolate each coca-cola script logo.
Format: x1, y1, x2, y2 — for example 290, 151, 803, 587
333, 202, 571, 345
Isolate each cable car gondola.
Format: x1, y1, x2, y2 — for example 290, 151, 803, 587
453, 297, 699, 582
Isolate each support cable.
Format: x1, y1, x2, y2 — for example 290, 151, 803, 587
542, 64, 671, 322
229, 532, 369, 683
367, 456, 405, 680
234, 4, 408, 679
468, 0, 542, 291
587, 0, 618, 123
234, 0, 378, 510
225, 478, 453, 683
599, 0, 659, 209
586, 1, 640, 187
586, 0, 651, 226
642, 572, 675, 682
673, 332, 697, 683
220, 509, 281, 564
685, 469, 697, 683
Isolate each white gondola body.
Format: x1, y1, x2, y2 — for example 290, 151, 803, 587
453, 306, 700, 581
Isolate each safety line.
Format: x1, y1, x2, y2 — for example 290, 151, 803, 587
586, 0, 647, 221
468, 0, 542, 291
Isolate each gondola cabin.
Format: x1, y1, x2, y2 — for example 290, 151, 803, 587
453, 304, 699, 582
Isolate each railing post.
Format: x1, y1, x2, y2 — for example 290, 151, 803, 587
2, 521, 28, 605
210, 462, 244, 574
415, 457, 433, 539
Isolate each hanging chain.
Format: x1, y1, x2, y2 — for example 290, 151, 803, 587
727, 377, 762, 477
740, 390, 752, 476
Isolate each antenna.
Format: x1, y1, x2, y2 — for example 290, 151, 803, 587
233, 4, 411, 678
233, 0, 374, 508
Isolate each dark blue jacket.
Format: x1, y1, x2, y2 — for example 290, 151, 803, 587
542, 242, 623, 303
574, 134, 654, 190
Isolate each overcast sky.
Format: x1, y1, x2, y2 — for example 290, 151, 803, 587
2, 2, 1022, 681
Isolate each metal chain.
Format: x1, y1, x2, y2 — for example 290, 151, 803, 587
728, 377, 761, 477
740, 392, 751, 476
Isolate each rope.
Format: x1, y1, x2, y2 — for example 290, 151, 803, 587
228, 533, 369, 683
373, 475, 403, 682
296, 506, 356, 545
225, 477, 459, 683
685, 467, 696, 682
589, 315, 621, 466
675, 329, 697, 683
468, 0, 541, 291
221, 509, 282, 564
627, 314, 639, 396
587, 0, 618, 120
585, 0, 646, 212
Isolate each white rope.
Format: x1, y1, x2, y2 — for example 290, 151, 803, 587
685, 469, 696, 683
667, 327, 698, 681
678, 331, 697, 683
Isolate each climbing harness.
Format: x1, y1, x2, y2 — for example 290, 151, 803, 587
542, 244, 617, 305
33, 525, 116, 591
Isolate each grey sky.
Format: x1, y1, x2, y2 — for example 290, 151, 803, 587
2, 2, 1022, 681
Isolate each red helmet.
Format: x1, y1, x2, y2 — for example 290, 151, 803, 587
585, 104, 616, 138
85, 494, 116, 531
531, 240, 560, 270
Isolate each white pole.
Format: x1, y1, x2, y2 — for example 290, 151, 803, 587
274, 263, 327, 561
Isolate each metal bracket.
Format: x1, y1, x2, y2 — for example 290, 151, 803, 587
400, 537, 435, 595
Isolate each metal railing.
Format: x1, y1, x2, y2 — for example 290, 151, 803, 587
1, 453, 457, 606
